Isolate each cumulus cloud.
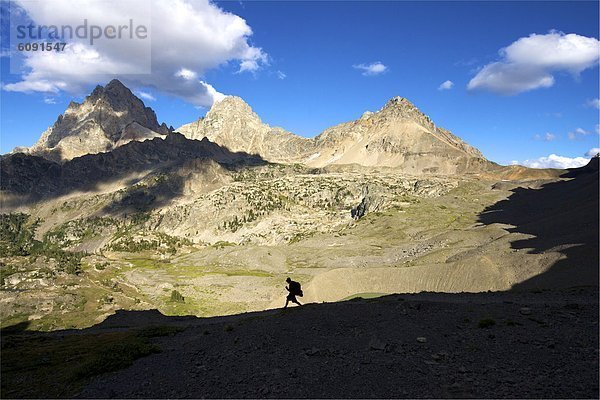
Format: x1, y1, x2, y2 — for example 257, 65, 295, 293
438, 80, 454, 90
521, 154, 590, 169
276, 70, 287, 80
534, 132, 558, 142
353, 62, 388, 76
585, 98, 600, 109
43, 97, 57, 104
3, 0, 268, 107
468, 31, 600, 95
585, 148, 600, 157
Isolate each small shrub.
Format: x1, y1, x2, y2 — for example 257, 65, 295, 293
95, 262, 109, 271
170, 290, 185, 303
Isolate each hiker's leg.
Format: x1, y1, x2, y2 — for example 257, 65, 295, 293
294, 299, 302, 306
284, 299, 289, 308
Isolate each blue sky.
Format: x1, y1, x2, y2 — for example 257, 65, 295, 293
1, 0, 599, 167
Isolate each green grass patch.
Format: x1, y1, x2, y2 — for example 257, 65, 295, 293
212, 269, 273, 278
1, 325, 182, 398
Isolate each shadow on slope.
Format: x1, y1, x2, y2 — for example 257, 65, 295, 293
479, 157, 599, 290
2, 288, 598, 399
0, 133, 267, 213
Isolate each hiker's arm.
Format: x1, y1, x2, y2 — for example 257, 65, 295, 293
285, 286, 290, 292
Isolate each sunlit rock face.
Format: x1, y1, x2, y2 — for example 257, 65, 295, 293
23, 79, 170, 162
179, 95, 490, 174
177, 96, 315, 164
307, 97, 489, 174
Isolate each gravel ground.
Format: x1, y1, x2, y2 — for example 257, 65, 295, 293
78, 288, 599, 399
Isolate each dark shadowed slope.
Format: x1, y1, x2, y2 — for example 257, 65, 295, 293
0, 133, 267, 211
479, 156, 599, 290
2, 289, 598, 399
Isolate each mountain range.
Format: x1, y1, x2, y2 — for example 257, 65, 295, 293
11, 79, 490, 175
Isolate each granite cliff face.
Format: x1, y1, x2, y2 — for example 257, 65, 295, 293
24, 79, 171, 162
178, 95, 490, 174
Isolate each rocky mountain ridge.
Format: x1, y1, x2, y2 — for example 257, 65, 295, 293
177, 96, 314, 164
177, 94, 490, 174
20, 79, 171, 162
12, 79, 490, 174
306, 96, 488, 173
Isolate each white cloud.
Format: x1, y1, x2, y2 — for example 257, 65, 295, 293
238, 54, 268, 74
468, 63, 554, 94
353, 62, 388, 76
585, 98, 600, 109
3, 0, 268, 107
568, 127, 592, 140
276, 70, 287, 80
534, 132, 558, 141
468, 31, 600, 95
585, 148, 600, 157
175, 68, 198, 81
136, 91, 156, 101
438, 80, 454, 90
43, 97, 57, 104
521, 154, 590, 169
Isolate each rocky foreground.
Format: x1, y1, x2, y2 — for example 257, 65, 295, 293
73, 288, 599, 399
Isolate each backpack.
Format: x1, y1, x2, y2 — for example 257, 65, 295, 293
290, 281, 303, 297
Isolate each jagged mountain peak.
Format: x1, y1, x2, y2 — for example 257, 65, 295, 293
213, 95, 250, 108
86, 79, 142, 111
106, 78, 128, 90
378, 96, 432, 122
206, 96, 256, 118
177, 95, 313, 163
305, 95, 488, 172
382, 96, 417, 109
90, 79, 129, 95
26, 79, 169, 162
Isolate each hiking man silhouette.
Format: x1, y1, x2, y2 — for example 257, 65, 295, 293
284, 277, 303, 308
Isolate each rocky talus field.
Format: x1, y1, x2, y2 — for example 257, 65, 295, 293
1, 80, 597, 398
